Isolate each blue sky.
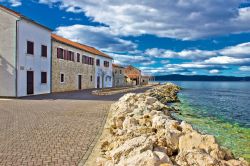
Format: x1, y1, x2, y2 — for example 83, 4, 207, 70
1, 0, 250, 76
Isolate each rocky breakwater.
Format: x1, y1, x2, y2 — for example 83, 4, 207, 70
96, 83, 249, 166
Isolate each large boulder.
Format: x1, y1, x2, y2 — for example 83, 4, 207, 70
176, 149, 220, 166
117, 150, 173, 166
178, 131, 226, 160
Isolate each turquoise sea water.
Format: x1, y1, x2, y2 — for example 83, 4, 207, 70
162, 81, 250, 161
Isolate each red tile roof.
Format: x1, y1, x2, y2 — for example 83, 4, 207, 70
125, 65, 141, 79
52, 34, 113, 59
112, 64, 124, 68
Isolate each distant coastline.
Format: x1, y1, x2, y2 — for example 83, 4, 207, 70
155, 74, 250, 81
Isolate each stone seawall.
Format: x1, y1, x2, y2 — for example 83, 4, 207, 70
95, 83, 249, 166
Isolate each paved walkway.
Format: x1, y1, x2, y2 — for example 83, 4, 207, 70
0, 88, 150, 166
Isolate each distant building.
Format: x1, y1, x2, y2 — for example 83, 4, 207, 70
141, 76, 150, 85
124, 65, 142, 85
112, 64, 125, 87
0, 5, 52, 97
141, 76, 156, 85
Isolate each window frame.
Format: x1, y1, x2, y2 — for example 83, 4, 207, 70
57, 47, 64, 59
96, 59, 100, 66
41, 72, 47, 84
104, 61, 110, 67
77, 53, 80, 62
27, 40, 34, 55
60, 73, 65, 83
41, 45, 47, 58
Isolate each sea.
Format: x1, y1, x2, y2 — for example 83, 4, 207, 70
160, 81, 250, 161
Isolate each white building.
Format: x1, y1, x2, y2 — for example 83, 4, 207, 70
94, 51, 113, 88
0, 5, 51, 97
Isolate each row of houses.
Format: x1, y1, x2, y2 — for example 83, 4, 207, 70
113, 64, 155, 86
0, 5, 153, 97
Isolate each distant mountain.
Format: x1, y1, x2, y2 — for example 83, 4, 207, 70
155, 74, 250, 81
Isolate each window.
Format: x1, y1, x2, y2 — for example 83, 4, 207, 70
77, 53, 80, 62
63, 49, 67, 60
41, 45, 47, 57
115, 70, 117, 74
104, 61, 109, 67
27, 41, 34, 55
82, 55, 86, 64
60, 73, 64, 83
57, 48, 63, 59
120, 70, 122, 74
96, 59, 100, 66
82, 55, 94, 65
69, 51, 74, 61
90, 75, 93, 82
41, 72, 47, 84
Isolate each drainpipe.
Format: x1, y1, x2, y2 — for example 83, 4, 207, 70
15, 19, 20, 97
50, 39, 52, 93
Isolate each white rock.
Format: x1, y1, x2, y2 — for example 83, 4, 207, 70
122, 117, 139, 130
154, 151, 173, 165
152, 115, 167, 128
109, 136, 147, 163
145, 96, 157, 105
117, 150, 171, 166
176, 150, 219, 166
179, 131, 225, 160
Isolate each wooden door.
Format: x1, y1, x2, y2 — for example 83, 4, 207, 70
27, 71, 34, 95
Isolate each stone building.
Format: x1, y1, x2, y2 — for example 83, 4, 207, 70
112, 64, 126, 87
0, 5, 51, 97
124, 65, 142, 86
52, 34, 95, 92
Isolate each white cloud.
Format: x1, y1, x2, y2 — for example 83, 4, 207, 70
146, 48, 216, 60
54, 24, 137, 53
239, 66, 250, 71
39, 0, 250, 40
108, 53, 152, 66
209, 69, 220, 74
0, 0, 22, 6
160, 60, 170, 64
166, 63, 215, 69
220, 42, 250, 58
145, 42, 250, 66
204, 56, 250, 65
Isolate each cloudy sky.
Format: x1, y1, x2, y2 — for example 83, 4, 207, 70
1, 0, 250, 76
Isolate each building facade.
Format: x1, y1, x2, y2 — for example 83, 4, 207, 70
0, 5, 51, 97
124, 65, 142, 86
95, 55, 113, 88
141, 76, 150, 85
51, 34, 96, 92
112, 64, 125, 87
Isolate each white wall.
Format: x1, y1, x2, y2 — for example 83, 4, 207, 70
0, 9, 18, 97
17, 19, 51, 97
95, 56, 113, 88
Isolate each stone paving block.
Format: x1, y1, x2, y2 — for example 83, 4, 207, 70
0, 95, 112, 165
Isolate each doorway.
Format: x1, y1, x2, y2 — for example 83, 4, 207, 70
78, 75, 82, 90
27, 71, 34, 95
97, 76, 100, 89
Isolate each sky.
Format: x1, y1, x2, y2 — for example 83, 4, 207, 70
1, 0, 250, 76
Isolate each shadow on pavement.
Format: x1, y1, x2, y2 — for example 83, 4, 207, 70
19, 87, 152, 101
